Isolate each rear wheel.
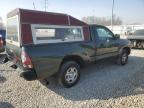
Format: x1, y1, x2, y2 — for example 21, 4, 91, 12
141, 41, 144, 49
57, 61, 80, 88
131, 40, 136, 48
117, 49, 128, 65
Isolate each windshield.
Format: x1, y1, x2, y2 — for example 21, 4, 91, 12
7, 16, 19, 42
133, 29, 144, 35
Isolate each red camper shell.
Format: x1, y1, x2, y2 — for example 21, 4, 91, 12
7, 8, 90, 45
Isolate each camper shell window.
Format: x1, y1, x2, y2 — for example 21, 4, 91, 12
31, 25, 84, 44
6, 15, 20, 46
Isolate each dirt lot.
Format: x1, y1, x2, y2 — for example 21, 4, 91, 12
0, 49, 144, 108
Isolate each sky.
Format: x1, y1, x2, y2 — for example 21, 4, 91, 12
0, 0, 144, 24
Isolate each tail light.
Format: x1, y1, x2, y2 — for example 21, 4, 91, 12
21, 49, 33, 69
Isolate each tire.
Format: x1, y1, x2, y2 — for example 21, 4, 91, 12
57, 61, 80, 88
117, 49, 128, 65
142, 44, 144, 49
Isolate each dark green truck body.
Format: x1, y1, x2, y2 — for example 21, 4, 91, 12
5, 9, 131, 82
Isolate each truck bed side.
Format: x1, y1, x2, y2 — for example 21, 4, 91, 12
24, 41, 95, 79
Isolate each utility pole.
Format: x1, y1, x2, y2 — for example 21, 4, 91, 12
92, 9, 95, 24
33, 1, 36, 10
111, 0, 114, 31
44, 0, 48, 11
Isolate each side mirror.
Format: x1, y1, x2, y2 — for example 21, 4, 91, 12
114, 34, 120, 39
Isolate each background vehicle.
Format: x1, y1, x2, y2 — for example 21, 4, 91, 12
5, 8, 131, 88
0, 29, 6, 52
127, 29, 144, 48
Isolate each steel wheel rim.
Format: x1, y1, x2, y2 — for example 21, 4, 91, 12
122, 53, 127, 63
65, 67, 78, 84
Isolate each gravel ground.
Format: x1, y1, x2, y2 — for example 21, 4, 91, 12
0, 49, 144, 108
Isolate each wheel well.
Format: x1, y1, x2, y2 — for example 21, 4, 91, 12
60, 55, 85, 68
123, 47, 131, 55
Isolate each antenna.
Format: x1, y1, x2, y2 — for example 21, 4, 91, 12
111, 0, 115, 31
92, 9, 95, 24
44, 0, 48, 11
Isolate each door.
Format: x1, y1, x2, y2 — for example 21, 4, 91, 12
94, 26, 119, 56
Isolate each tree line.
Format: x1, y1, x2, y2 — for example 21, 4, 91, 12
81, 14, 122, 26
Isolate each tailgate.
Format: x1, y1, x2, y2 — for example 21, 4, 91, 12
6, 42, 21, 61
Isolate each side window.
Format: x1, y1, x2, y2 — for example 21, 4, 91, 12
96, 27, 113, 40
32, 25, 84, 44
35, 28, 56, 40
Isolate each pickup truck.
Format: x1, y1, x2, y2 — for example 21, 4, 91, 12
0, 29, 5, 52
5, 8, 131, 88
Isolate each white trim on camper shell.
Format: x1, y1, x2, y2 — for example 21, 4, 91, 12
31, 24, 84, 44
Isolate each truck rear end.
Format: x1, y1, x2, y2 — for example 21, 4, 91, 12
6, 9, 37, 80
